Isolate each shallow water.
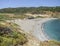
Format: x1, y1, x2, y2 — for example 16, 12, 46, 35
43, 19, 60, 41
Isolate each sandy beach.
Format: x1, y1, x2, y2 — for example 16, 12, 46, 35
8, 18, 57, 41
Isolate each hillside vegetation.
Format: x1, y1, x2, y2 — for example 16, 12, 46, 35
0, 6, 60, 18
0, 6, 60, 13
0, 21, 27, 46
40, 40, 60, 46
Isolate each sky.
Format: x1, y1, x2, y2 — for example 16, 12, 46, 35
0, 0, 60, 8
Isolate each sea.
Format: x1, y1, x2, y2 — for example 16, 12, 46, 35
43, 19, 60, 41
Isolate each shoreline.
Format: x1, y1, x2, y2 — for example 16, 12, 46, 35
8, 18, 57, 41
40, 18, 58, 41
41, 22, 51, 41
32, 18, 57, 41
35, 18, 51, 41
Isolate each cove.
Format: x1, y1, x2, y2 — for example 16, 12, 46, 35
43, 19, 60, 41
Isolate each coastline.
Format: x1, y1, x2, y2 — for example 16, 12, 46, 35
40, 18, 58, 41
31, 18, 57, 41
41, 22, 51, 41
34, 18, 52, 41
8, 18, 57, 41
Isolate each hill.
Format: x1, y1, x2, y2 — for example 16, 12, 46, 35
0, 6, 60, 14
0, 6, 60, 18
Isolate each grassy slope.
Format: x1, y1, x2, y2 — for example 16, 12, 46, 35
0, 21, 27, 46
0, 13, 29, 20
40, 40, 60, 46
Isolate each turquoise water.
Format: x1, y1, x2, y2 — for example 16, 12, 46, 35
43, 19, 60, 41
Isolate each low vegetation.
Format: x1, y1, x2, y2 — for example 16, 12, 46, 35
0, 6, 60, 13
0, 21, 27, 46
0, 6, 60, 18
0, 13, 30, 20
40, 40, 60, 46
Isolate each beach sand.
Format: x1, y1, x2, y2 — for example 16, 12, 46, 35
8, 18, 57, 41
